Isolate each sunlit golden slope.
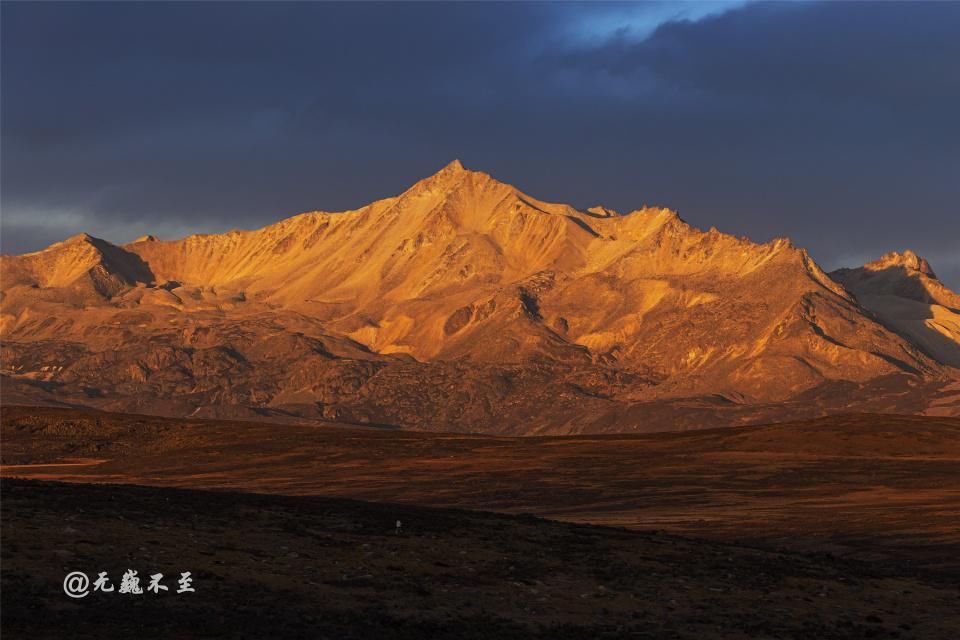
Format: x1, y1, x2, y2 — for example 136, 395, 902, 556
2, 161, 957, 431
832, 251, 960, 368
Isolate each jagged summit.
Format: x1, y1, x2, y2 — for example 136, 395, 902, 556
420, 159, 482, 184
27, 231, 101, 254
442, 158, 466, 172
66, 231, 96, 243
864, 250, 936, 278
586, 206, 619, 218
831, 250, 960, 368
404, 159, 504, 196
2, 163, 958, 431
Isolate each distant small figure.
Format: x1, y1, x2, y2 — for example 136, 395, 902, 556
395, 519, 402, 535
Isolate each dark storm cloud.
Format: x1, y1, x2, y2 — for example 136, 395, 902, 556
2, 1, 958, 286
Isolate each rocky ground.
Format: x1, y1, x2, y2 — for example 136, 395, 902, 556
4, 478, 960, 639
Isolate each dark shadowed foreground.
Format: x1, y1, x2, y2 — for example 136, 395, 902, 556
4, 478, 960, 639
3, 407, 960, 575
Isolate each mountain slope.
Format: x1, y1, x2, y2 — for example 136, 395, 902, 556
831, 251, 960, 368
1, 162, 957, 432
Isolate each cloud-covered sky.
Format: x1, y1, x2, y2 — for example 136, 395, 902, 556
2, 1, 958, 286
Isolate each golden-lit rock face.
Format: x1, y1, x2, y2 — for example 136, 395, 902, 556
2, 161, 958, 432
831, 251, 960, 369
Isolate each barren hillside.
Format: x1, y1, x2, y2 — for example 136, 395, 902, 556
2, 162, 958, 432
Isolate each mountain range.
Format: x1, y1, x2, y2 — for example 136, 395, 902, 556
2, 161, 958, 433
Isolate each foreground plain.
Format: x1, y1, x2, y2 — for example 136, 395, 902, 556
3, 478, 960, 639
3, 407, 959, 575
